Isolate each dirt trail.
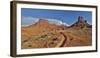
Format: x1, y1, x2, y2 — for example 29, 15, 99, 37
59, 32, 67, 47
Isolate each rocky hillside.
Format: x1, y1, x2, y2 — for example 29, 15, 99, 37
21, 16, 92, 49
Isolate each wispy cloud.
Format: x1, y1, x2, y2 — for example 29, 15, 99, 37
47, 19, 69, 26
21, 16, 69, 26
21, 16, 39, 26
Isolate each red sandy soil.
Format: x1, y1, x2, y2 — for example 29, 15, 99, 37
21, 16, 92, 49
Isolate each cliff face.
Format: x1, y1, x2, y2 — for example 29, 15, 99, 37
21, 16, 92, 49
70, 16, 92, 29
35, 19, 49, 26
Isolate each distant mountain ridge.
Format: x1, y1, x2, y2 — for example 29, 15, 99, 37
29, 16, 92, 29
22, 16, 91, 29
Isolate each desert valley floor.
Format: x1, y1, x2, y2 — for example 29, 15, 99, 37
21, 16, 92, 49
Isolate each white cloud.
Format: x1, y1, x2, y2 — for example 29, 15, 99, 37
21, 16, 39, 26
21, 16, 69, 26
47, 19, 69, 26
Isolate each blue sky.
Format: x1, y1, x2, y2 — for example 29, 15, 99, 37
21, 8, 92, 26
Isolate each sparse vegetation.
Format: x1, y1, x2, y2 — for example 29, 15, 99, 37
21, 17, 92, 49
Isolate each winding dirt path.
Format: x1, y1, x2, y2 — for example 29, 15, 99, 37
59, 32, 67, 47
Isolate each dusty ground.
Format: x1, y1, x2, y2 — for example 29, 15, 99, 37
21, 19, 92, 49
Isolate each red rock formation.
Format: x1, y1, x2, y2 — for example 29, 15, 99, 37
21, 17, 92, 49
70, 16, 92, 29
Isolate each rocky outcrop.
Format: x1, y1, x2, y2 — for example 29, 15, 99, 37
70, 16, 92, 29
